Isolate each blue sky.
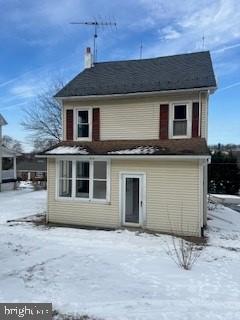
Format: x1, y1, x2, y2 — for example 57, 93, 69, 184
0, 0, 239, 151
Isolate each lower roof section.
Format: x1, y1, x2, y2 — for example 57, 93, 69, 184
39, 138, 210, 158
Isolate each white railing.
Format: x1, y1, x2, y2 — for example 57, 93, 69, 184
2, 169, 15, 180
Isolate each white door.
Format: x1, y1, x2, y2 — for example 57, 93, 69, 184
121, 173, 145, 226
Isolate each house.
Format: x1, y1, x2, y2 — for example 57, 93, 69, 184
39, 49, 217, 237
0, 114, 19, 192
17, 154, 47, 181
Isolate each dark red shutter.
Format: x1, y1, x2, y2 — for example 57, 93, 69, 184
192, 102, 200, 137
92, 108, 100, 141
160, 104, 169, 139
66, 109, 73, 140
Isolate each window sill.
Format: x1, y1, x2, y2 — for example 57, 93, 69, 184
170, 135, 190, 139
55, 197, 111, 205
75, 137, 92, 142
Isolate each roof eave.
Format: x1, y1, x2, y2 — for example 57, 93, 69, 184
55, 86, 217, 102
37, 154, 211, 160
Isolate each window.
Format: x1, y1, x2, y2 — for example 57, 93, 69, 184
93, 161, 107, 199
57, 159, 109, 201
59, 160, 72, 197
77, 109, 90, 139
173, 104, 188, 137
76, 161, 90, 198
2, 157, 14, 170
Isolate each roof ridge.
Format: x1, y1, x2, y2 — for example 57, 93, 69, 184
94, 50, 210, 65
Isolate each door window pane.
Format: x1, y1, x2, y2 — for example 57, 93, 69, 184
125, 178, 139, 223
77, 161, 89, 178
76, 180, 89, 198
93, 181, 107, 199
94, 161, 107, 179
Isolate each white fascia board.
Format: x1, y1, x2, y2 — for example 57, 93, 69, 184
37, 154, 211, 161
55, 86, 216, 102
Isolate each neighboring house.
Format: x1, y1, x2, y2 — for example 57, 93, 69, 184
39, 49, 217, 237
17, 154, 47, 181
0, 114, 19, 192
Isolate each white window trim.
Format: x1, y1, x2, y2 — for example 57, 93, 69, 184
74, 107, 92, 141
55, 158, 111, 204
169, 101, 192, 139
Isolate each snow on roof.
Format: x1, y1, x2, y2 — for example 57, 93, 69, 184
211, 194, 240, 199
108, 146, 159, 155
46, 146, 88, 155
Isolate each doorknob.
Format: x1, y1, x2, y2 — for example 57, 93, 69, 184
140, 201, 143, 207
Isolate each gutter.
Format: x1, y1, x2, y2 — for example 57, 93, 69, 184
37, 154, 211, 161
55, 86, 217, 102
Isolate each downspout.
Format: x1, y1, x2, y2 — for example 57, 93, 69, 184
0, 125, 2, 192
198, 91, 202, 137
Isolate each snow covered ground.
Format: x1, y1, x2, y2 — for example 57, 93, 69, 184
0, 190, 240, 319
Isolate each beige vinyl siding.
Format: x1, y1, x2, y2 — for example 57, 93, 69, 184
101, 103, 159, 140
48, 158, 201, 236
62, 91, 207, 141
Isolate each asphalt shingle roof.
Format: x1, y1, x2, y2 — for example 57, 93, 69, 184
55, 51, 216, 98
41, 138, 210, 156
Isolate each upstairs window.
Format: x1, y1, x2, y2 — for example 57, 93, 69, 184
173, 105, 187, 136
171, 104, 190, 138
75, 108, 92, 140
78, 110, 89, 138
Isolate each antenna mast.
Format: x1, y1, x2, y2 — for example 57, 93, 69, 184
140, 40, 143, 59
70, 20, 117, 62
202, 33, 205, 50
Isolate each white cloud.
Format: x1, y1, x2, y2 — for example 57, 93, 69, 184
213, 42, 240, 53
161, 26, 181, 40
218, 81, 240, 91
138, 0, 240, 56
10, 84, 36, 99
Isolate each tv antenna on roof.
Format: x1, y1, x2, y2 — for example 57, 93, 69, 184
70, 19, 117, 62
202, 33, 205, 50
140, 40, 143, 59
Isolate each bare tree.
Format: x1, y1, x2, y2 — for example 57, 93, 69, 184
33, 138, 57, 153
21, 80, 64, 146
3, 135, 23, 153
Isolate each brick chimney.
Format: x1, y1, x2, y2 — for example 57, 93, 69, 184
84, 47, 93, 69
